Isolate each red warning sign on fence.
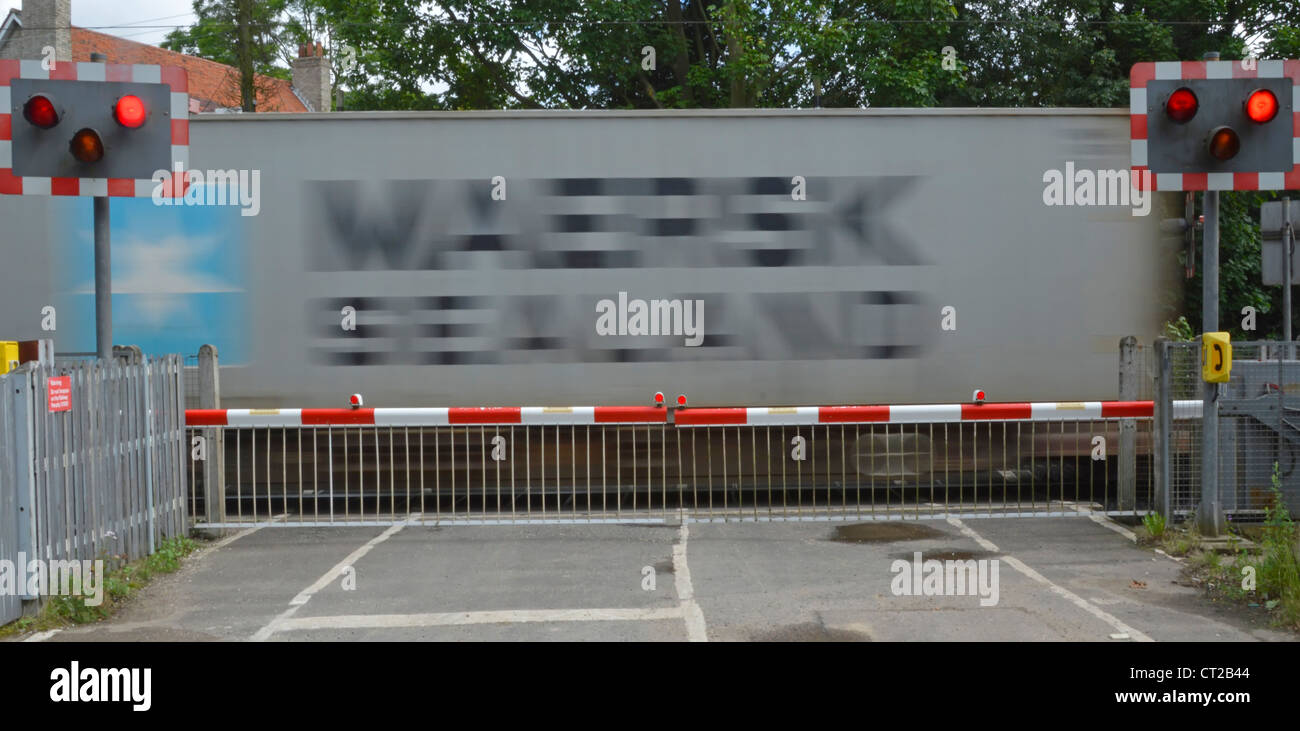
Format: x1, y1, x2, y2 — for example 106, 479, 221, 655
47, 376, 70, 412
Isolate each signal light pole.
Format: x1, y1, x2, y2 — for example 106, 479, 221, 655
1200, 54, 1221, 536
93, 192, 111, 361
89, 53, 113, 361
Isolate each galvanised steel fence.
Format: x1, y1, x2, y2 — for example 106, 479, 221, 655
1158, 339, 1300, 521
0, 356, 188, 623
186, 400, 1202, 528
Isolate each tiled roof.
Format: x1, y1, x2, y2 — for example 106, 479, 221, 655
69, 26, 308, 113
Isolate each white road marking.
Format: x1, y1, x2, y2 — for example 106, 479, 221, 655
181, 513, 294, 573
195, 514, 288, 560
23, 629, 61, 642
275, 607, 685, 632
251, 520, 410, 641
673, 523, 708, 642
947, 518, 1155, 642
1070, 504, 1139, 542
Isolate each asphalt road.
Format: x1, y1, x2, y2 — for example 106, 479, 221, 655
18, 516, 1296, 642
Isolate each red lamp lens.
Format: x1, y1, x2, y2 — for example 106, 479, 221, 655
1207, 126, 1240, 161
23, 95, 59, 128
1245, 89, 1279, 123
69, 128, 104, 163
114, 95, 147, 128
1166, 87, 1198, 123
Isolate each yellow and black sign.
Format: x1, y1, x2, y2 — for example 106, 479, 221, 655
1202, 332, 1232, 383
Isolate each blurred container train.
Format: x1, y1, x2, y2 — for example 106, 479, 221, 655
0, 107, 1178, 409
0, 108, 1180, 503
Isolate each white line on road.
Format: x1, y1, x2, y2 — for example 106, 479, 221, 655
195, 513, 288, 561
23, 629, 60, 642
947, 518, 1154, 642
251, 519, 411, 641
1069, 504, 1139, 543
275, 607, 685, 632
673, 523, 708, 642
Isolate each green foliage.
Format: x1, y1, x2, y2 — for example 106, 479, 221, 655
1143, 511, 1168, 540
0, 536, 201, 637
1162, 316, 1195, 342
162, 0, 292, 76
1181, 191, 1295, 340
165, 1, 1300, 117
1257, 463, 1300, 624
1197, 463, 1300, 630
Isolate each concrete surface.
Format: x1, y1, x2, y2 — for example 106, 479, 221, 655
12, 517, 1295, 642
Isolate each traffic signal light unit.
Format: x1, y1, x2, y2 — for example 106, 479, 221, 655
0, 60, 189, 197
1131, 59, 1299, 191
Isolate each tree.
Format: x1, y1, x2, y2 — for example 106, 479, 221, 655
162, 0, 290, 79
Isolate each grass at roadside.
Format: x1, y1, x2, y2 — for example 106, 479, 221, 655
0, 535, 203, 639
1139, 464, 1300, 632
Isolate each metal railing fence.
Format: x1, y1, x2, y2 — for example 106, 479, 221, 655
0, 356, 189, 621
186, 401, 1200, 527
1157, 339, 1300, 521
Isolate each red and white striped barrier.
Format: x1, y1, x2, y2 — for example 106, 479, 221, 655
673, 400, 1204, 426
186, 400, 1204, 428
185, 406, 669, 428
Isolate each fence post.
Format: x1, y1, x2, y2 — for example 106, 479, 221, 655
7, 368, 39, 606
143, 358, 156, 555
1153, 337, 1171, 519
1118, 336, 1139, 512
198, 344, 225, 529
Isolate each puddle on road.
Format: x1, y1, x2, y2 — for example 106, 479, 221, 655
829, 522, 947, 544
750, 623, 871, 642
653, 558, 675, 575
890, 549, 999, 562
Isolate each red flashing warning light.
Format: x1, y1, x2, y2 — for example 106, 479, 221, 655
114, 94, 147, 128
676, 395, 687, 406
1244, 89, 1279, 124
1207, 126, 1241, 160
23, 94, 59, 129
654, 392, 665, 404
1165, 87, 1198, 123
68, 128, 104, 163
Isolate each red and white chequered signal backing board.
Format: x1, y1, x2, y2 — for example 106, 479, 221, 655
1130, 59, 1300, 192
0, 60, 189, 197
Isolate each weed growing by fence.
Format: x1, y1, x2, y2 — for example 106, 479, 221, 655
0, 536, 201, 637
1143, 511, 1167, 540
1256, 464, 1300, 626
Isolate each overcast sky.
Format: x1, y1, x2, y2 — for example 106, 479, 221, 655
2, 1, 197, 47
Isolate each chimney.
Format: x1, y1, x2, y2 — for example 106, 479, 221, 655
291, 42, 332, 112
5, 0, 71, 62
